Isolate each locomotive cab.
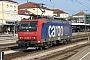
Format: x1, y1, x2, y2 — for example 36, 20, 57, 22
17, 18, 47, 47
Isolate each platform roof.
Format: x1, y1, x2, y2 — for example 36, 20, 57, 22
71, 23, 90, 26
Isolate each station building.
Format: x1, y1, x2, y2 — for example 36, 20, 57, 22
18, 2, 53, 17
1, 1, 89, 34
0, 0, 18, 33
68, 11, 90, 32
53, 9, 69, 19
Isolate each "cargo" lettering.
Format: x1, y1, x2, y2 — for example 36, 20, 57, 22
48, 25, 63, 37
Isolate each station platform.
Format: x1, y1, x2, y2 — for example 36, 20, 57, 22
0, 34, 18, 44
67, 46, 90, 60
0, 32, 89, 44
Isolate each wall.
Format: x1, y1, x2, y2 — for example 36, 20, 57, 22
60, 13, 68, 18
27, 8, 53, 16
0, 1, 18, 24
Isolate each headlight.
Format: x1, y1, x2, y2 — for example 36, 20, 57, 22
37, 41, 40, 43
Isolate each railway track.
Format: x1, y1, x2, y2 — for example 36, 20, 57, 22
2, 34, 90, 60
3, 40, 88, 60
39, 41, 88, 60
0, 33, 89, 50
0, 43, 18, 52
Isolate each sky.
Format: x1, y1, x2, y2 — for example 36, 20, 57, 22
15, 0, 90, 16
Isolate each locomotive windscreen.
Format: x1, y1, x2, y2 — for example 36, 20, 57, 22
19, 22, 38, 32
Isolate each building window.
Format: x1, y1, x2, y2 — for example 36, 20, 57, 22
9, 5, 12, 13
14, 6, 17, 13
10, 5, 12, 9
14, 6, 16, 10
14, 6, 16, 9
33, 9, 35, 10
6, 4, 9, 12
7, 5, 9, 8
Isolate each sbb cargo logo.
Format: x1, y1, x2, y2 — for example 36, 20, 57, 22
48, 25, 63, 37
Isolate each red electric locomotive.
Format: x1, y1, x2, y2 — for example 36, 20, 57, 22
16, 16, 72, 49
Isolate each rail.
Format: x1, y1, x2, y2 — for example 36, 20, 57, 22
2, 33, 90, 60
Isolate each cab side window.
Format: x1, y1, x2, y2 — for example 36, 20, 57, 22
42, 23, 44, 28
